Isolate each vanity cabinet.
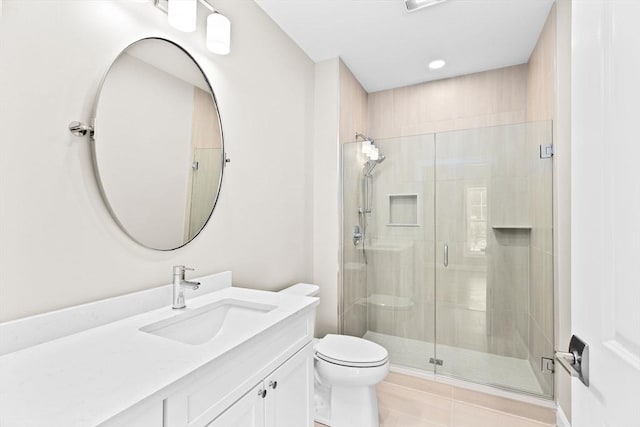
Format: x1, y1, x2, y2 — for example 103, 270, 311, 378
208, 343, 313, 427
160, 309, 315, 427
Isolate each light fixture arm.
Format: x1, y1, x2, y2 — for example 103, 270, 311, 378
198, 0, 217, 14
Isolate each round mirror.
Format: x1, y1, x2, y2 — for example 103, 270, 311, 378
92, 38, 224, 250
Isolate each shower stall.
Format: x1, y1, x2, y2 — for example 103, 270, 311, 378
340, 121, 554, 398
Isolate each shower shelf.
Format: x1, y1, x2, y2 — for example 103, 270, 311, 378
491, 225, 532, 230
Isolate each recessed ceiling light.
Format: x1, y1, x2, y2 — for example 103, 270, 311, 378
429, 59, 446, 70
405, 0, 449, 13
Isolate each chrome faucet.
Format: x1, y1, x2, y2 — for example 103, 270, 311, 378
172, 265, 200, 309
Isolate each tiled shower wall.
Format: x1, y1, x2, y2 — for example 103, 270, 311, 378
368, 64, 528, 139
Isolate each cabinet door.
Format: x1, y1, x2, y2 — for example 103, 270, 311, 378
206, 383, 266, 427
265, 343, 314, 427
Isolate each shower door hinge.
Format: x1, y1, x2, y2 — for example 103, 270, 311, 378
541, 357, 555, 374
429, 357, 444, 366
540, 144, 554, 158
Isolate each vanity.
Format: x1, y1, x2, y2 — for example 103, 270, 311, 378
0, 272, 318, 427
0, 34, 319, 426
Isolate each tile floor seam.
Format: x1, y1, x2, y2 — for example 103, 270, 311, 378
381, 381, 454, 402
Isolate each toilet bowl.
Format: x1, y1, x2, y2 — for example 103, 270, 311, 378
314, 334, 389, 427
279, 284, 389, 427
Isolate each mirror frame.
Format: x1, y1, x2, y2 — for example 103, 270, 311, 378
90, 37, 226, 251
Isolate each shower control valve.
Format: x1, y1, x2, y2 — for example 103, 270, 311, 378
352, 225, 363, 246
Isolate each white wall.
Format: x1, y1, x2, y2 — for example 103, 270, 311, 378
0, 0, 315, 322
98, 53, 193, 249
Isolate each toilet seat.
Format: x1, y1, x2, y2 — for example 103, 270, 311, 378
315, 334, 388, 368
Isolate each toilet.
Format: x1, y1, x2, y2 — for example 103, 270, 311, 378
280, 283, 390, 427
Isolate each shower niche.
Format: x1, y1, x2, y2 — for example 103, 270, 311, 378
388, 194, 419, 227
340, 121, 554, 398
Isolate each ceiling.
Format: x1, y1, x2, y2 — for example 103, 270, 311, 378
254, 0, 555, 93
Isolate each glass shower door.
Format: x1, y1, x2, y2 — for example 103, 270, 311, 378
341, 134, 437, 373
433, 121, 554, 397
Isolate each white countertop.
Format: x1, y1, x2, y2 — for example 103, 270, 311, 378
0, 286, 318, 427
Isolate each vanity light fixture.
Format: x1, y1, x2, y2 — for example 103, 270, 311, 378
428, 59, 446, 70
405, 0, 449, 13
206, 11, 231, 55
155, 0, 231, 55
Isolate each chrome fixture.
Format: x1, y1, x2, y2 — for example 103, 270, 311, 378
540, 143, 555, 159
354, 132, 386, 263
443, 243, 449, 267
363, 155, 386, 177
555, 335, 590, 386
405, 0, 449, 13
362, 154, 386, 214
355, 132, 373, 143
352, 225, 363, 246
68, 121, 94, 138
355, 133, 381, 161
172, 265, 201, 309
154, 0, 231, 55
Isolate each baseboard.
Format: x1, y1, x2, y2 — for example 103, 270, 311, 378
556, 405, 571, 427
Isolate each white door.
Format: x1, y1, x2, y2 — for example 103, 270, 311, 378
264, 343, 314, 427
206, 383, 266, 427
572, 0, 640, 425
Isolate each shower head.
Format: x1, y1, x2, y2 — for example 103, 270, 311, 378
364, 155, 386, 176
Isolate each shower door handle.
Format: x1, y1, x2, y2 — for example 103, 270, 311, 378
443, 244, 449, 267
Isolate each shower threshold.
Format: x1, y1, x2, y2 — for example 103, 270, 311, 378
364, 331, 547, 397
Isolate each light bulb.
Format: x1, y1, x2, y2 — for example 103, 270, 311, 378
207, 12, 231, 55
168, 0, 197, 32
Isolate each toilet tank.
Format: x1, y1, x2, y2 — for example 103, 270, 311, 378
279, 283, 320, 297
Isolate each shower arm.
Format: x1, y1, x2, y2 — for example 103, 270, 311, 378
355, 132, 373, 142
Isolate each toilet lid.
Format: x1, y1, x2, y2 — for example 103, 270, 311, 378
315, 334, 388, 367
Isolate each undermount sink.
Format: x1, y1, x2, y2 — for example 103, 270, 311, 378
140, 299, 277, 345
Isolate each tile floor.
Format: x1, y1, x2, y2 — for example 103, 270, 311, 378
314, 371, 556, 427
